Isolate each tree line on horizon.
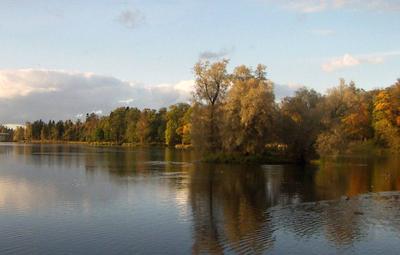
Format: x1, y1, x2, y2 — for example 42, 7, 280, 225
1, 60, 399, 162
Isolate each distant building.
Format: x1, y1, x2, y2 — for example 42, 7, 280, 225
0, 133, 9, 142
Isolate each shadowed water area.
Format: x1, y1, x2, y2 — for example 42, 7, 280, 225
0, 143, 399, 254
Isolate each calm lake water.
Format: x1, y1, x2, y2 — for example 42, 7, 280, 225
0, 143, 400, 254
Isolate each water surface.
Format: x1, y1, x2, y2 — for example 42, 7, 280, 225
0, 143, 399, 254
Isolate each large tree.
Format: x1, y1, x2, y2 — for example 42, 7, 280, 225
192, 59, 230, 151
222, 64, 276, 154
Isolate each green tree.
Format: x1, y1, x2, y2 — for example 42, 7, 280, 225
125, 107, 141, 143
152, 108, 167, 143
63, 120, 78, 141
165, 103, 190, 146
279, 88, 324, 163
177, 106, 193, 145
136, 109, 155, 144
109, 107, 128, 143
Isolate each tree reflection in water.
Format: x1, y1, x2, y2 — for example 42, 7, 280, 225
1, 144, 400, 254
188, 164, 275, 254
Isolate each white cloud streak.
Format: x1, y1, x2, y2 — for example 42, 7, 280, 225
322, 51, 400, 72
264, 0, 400, 13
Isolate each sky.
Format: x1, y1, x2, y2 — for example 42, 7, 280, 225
0, 0, 399, 124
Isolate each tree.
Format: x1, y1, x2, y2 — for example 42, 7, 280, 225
63, 120, 77, 141
372, 80, 400, 150
55, 121, 65, 140
125, 107, 141, 143
316, 80, 373, 156
152, 108, 167, 143
279, 88, 324, 163
13, 126, 25, 142
165, 103, 190, 146
30, 120, 45, 140
109, 107, 128, 143
48, 120, 58, 140
136, 109, 155, 144
177, 106, 193, 145
193, 59, 230, 151
24, 122, 33, 141
222, 64, 276, 154
40, 126, 49, 141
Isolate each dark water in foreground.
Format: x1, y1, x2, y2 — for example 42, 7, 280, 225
0, 144, 399, 254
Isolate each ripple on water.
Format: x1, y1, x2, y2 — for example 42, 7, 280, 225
260, 192, 400, 254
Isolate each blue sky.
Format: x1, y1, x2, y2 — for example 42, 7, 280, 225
0, 0, 399, 123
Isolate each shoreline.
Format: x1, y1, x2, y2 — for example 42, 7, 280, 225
3, 141, 396, 166
10, 140, 193, 149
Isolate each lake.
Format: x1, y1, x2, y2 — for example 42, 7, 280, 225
0, 143, 399, 254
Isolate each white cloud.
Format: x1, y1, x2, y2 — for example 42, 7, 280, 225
0, 69, 192, 124
264, 0, 400, 13
322, 54, 361, 72
117, 9, 145, 29
322, 51, 400, 72
0, 69, 59, 99
173, 80, 194, 93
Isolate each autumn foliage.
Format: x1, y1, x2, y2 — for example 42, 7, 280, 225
2, 61, 399, 163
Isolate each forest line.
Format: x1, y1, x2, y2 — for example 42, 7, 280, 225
1, 60, 399, 163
